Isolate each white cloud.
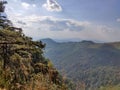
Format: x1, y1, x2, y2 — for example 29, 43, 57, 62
21, 2, 30, 10
117, 18, 120, 22
32, 4, 36, 8
42, 0, 62, 12
14, 15, 89, 31
9, 14, 120, 42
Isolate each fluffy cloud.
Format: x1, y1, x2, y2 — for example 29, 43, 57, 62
10, 14, 120, 42
13, 15, 89, 32
21, 2, 30, 9
32, 4, 36, 7
43, 0, 62, 12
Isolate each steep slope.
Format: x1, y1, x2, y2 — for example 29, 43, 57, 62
42, 38, 120, 89
0, 29, 71, 90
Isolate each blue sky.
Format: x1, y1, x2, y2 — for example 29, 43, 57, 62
4, 0, 120, 42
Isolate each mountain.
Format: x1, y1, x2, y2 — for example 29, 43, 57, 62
41, 38, 120, 90
0, 29, 74, 90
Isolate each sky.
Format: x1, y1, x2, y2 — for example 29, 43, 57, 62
3, 0, 120, 42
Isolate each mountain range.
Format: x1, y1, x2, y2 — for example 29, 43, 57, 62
41, 38, 120, 90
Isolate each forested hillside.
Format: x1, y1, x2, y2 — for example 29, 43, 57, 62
0, 29, 73, 90
42, 38, 120, 90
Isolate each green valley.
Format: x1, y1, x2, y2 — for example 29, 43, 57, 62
42, 38, 120, 90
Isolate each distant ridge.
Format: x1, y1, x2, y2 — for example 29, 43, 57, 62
41, 38, 57, 44
41, 38, 120, 89
41, 38, 95, 44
